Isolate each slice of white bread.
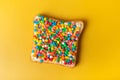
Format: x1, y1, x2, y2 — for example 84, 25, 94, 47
31, 14, 84, 67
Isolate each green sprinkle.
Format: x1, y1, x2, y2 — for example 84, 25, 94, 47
42, 54, 44, 58
64, 36, 67, 40
65, 59, 70, 62
65, 50, 69, 55
38, 14, 41, 17
34, 40, 37, 44
72, 59, 75, 62
62, 28, 66, 32
52, 34, 56, 37
60, 20, 64, 24
61, 45, 65, 48
63, 42, 67, 46
56, 56, 60, 62
55, 29, 60, 34
48, 47, 51, 52
48, 26, 52, 31
56, 51, 59, 54
36, 46, 42, 50
56, 38, 60, 41
49, 19, 52, 22
68, 22, 71, 26
41, 20, 44, 24
45, 17, 49, 20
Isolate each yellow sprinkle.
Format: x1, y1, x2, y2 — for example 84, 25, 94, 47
34, 32, 38, 35
64, 25, 67, 28
57, 41, 59, 44
60, 58, 62, 61
61, 25, 64, 28
51, 47, 53, 51
45, 39, 48, 42
39, 40, 42, 42
62, 33, 65, 36
65, 56, 69, 59
69, 28, 71, 31
72, 28, 74, 31
44, 17, 47, 21
74, 42, 77, 45
76, 27, 80, 31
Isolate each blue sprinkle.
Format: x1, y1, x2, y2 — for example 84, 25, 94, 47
44, 31, 46, 34
67, 37, 70, 40
68, 22, 71, 26
32, 50, 34, 53
70, 56, 73, 58
67, 47, 70, 51
52, 41, 57, 46
60, 52, 62, 55
68, 60, 70, 62
60, 21, 64, 24
73, 25, 76, 28
76, 33, 80, 37
38, 54, 41, 57
36, 46, 39, 49
34, 41, 37, 44
34, 21, 39, 24
68, 34, 71, 37
48, 54, 50, 58
64, 53, 66, 56
50, 36, 52, 39
34, 28, 37, 32
37, 34, 41, 37
52, 21, 56, 26
41, 16, 44, 20
72, 48, 76, 52
40, 59, 43, 63
56, 30, 59, 34
64, 52, 68, 56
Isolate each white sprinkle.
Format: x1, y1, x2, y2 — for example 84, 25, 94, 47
42, 39, 44, 42
67, 32, 70, 34
72, 56, 75, 59
70, 58, 72, 60
35, 16, 39, 19
44, 45, 47, 47
39, 37, 42, 39
59, 61, 62, 64
68, 54, 72, 56
75, 38, 78, 40
52, 37, 54, 40
47, 53, 49, 55
76, 22, 81, 27
33, 57, 39, 61
50, 56, 53, 59
61, 60, 64, 64
31, 53, 34, 56
62, 42, 64, 44
64, 22, 68, 25
42, 45, 45, 47
34, 24, 37, 26
47, 36, 49, 38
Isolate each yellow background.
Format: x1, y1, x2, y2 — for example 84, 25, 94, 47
0, 0, 120, 80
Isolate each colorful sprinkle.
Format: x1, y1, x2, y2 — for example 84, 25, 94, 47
31, 14, 83, 67
40, 59, 44, 63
